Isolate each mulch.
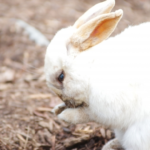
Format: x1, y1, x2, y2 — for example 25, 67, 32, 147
0, 0, 150, 149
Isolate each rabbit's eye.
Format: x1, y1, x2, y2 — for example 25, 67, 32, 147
58, 72, 64, 83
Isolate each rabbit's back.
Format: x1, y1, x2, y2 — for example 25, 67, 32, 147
84, 22, 150, 85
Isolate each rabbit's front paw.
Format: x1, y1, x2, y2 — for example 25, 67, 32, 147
58, 107, 90, 124
102, 139, 124, 150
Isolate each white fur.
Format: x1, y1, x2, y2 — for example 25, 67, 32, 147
44, 1, 150, 149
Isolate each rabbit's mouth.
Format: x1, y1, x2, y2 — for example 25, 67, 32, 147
65, 100, 87, 108
60, 95, 88, 108
55, 100, 88, 115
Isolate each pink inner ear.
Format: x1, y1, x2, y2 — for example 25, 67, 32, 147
73, 16, 120, 51
82, 18, 117, 50
90, 19, 110, 38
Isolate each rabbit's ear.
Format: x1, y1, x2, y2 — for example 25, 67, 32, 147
74, 0, 115, 29
70, 9, 123, 51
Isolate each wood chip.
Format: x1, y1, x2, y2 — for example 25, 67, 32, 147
0, 68, 15, 83
17, 131, 32, 140
0, 83, 12, 91
106, 130, 112, 139
75, 129, 93, 134
100, 128, 106, 138
36, 107, 52, 112
64, 135, 90, 148
51, 136, 55, 150
39, 121, 52, 132
29, 94, 52, 99
17, 134, 26, 143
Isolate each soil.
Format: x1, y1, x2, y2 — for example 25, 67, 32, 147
0, 0, 150, 149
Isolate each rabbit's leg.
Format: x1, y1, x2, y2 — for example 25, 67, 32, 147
102, 138, 124, 150
58, 107, 90, 124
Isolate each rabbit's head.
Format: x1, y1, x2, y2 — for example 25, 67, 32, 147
44, 0, 123, 107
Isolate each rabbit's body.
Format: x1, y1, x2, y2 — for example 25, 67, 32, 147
45, 0, 150, 149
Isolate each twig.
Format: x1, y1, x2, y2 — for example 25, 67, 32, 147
24, 126, 30, 150
64, 134, 91, 148
16, 19, 49, 46
17, 134, 26, 143
29, 94, 52, 100
51, 136, 55, 150
36, 107, 52, 112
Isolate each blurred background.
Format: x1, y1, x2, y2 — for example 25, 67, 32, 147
0, 0, 150, 149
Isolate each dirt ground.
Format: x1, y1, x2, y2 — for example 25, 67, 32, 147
0, 0, 150, 149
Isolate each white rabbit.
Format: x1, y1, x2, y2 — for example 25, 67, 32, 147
44, 0, 150, 149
